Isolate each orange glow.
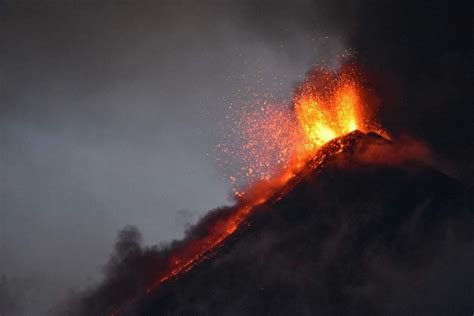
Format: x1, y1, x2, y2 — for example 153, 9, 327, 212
295, 82, 359, 148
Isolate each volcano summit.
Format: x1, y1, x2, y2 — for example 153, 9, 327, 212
68, 131, 473, 316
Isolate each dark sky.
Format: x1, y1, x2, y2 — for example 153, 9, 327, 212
1, 1, 354, 314
1, 0, 472, 315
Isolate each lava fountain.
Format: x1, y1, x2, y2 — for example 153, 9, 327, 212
217, 62, 379, 194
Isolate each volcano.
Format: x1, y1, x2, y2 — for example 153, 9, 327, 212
77, 131, 473, 316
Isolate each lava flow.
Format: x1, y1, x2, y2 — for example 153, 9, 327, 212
111, 62, 380, 315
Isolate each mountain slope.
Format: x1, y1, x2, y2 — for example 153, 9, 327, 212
123, 132, 474, 315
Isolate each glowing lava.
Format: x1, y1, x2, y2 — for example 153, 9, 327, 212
294, 76, 360, 148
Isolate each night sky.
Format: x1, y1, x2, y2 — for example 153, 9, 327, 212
1, 1, 472, 315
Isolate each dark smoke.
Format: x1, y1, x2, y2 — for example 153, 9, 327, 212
55, 207, 243, 316
0, 276, 22, 315
349, 0, 473, 183
55, 226, 164, 315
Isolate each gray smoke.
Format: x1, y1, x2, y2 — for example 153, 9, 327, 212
1, 1, 350, 314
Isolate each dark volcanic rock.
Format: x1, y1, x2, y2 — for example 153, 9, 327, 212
125, 132, 474, 316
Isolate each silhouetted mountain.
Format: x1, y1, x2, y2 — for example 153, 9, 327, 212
115, 131, 473, 315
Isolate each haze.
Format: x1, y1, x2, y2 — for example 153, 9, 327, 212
1, 1, 350, 314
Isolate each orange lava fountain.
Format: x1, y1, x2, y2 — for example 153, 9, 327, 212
217, 62, 378, 193
111, 62, 379, 315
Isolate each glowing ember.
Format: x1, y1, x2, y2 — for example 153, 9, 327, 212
110, 62, 380, 315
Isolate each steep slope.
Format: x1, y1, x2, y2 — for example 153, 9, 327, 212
125, 131, 473, 315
